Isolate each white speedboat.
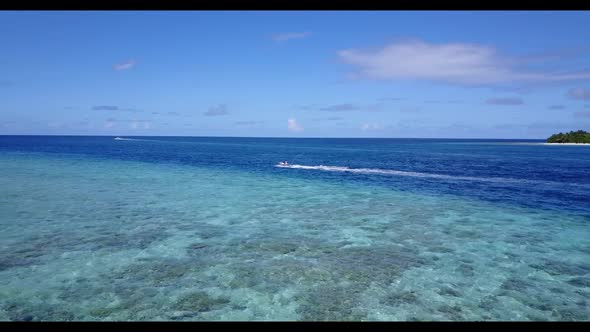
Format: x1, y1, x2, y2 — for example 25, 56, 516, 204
114, 137, 123, 140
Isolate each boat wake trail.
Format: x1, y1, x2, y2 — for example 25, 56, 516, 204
114, 137, 150, 142
275, 164, 589, 188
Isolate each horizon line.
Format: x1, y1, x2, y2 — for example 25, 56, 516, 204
0, 134, 548, 140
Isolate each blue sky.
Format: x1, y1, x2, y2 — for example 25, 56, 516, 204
1, 11, 590, 138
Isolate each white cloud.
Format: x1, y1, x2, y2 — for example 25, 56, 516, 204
204, 104, 229, 116
485, 97, 524, 105
307, 103, 382, 112
235, 121, 264, 126
129, 120, 150, 130
319, 103, 360, 112
92, 105, 142, 112
568, 88, 590, 100
272, 32, 311, 42
338, 39, 590, 86
361, 123, 383, 131
114, 59, 136, 71
288, 118, 304, 132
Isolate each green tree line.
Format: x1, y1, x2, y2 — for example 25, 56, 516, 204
547, 130, 590, 143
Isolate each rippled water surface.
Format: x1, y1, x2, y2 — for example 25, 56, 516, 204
0, 136, 589, 321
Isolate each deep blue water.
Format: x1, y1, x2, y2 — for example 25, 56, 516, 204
1, 135, 589, 321
2, 136, 589, 214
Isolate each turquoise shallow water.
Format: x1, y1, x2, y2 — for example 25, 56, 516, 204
0, 137, 589, 321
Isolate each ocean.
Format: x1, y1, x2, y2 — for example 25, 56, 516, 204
0, 135, 589, 321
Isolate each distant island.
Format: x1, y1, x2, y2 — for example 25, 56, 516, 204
547, 130, 590, 144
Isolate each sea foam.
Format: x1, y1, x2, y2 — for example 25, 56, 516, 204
275, 164, 588, 188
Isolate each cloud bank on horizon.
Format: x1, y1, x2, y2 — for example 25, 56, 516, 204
204, 104, 229, 117
288, 118, 304, 132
